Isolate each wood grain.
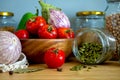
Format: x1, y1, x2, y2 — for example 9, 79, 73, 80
0, 61, 120, 80
20, 39, 73, 63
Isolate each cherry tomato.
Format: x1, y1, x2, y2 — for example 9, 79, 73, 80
44, 47, 65, 68
38, 25, 57, 39
57, 27, 75, 38
14, 29, 29, 39
26, 16, 46, 35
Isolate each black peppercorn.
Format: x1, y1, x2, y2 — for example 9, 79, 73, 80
57, 68, 62, 72
0, 70, 3, 73
9, 71, 13, 75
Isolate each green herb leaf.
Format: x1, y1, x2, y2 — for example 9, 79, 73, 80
14, 68, 44, 74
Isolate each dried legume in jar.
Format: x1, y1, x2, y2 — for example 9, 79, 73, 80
106, 13, 120, 60
78, 42, 102, 64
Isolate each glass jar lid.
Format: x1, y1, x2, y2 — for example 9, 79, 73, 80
0, 12, 14, 16
76, 11, 105, 16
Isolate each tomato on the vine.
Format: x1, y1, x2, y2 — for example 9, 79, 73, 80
26, 16, 46, 35
14, 29, 29, 39
38, 25, 57, 39
44, 47, 65, 68
57, 27, 75, 39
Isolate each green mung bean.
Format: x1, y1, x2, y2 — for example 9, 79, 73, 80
78, 42, 102, 64
70, 64, 96, 71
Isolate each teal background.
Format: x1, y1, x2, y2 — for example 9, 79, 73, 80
0, 0, 107, 29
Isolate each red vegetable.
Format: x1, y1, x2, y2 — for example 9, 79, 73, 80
14, 29, 29, 39
38, 25, 57, 39
44, 47, 65, 68
26, 16, 46, 35
57, 27, 75, 38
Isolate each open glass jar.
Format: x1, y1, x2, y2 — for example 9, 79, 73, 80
73, 28, 116, 64
105, 0, 120, 60
0, 11, 16, 32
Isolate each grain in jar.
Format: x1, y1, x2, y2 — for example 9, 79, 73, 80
105, 0, 120, 60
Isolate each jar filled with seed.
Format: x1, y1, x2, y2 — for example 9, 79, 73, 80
105, 0, 120, 60
75, 11, 105, 35
0, 11, 16, 32
73, 28, 116, 64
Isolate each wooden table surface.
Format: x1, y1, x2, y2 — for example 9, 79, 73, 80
0, 61, 120, 80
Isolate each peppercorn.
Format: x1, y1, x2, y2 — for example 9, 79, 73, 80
0, 70, 3, 73
57, 68, 62, 72
9, 71, 13, 75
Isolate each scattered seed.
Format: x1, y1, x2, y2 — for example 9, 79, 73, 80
0, 70, 3, 73
57, 68, 62, 72
70, 64, 97, 71
88, 66, 92, 69
9, 71, 13, 75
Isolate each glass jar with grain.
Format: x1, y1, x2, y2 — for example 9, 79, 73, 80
105, 0, 120, 60
73, 28, 116, 64
0, 11, 16, 32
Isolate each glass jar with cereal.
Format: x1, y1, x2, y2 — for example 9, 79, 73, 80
105, 0, 120, 60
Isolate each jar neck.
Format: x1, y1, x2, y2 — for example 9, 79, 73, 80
106, 1, 120, 14
77, 15, 105, 28
78, 15, 104, 18
0, 16, 13, 19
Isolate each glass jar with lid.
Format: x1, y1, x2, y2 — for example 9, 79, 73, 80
75, 11, 105, 34
105, 0, 120, 60
0, 11, 16, 32
73, 28, 116, 64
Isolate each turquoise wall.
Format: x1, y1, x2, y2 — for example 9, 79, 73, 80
0, 0, 107, 29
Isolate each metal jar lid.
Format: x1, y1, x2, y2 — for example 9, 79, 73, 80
76, 11, 105, 16
0, 12, 14, 16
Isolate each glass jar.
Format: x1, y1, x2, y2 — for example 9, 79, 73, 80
73, 28, 116, 64
75, 11, 105, 34
0, 11, 16, 32
105, 0, 120, 60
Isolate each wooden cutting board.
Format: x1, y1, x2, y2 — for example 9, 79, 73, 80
0, 61, 120, 80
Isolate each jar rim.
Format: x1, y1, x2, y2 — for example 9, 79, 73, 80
76, 11, 105, 16
106, 0, 120, 2
0, 12, 14, 16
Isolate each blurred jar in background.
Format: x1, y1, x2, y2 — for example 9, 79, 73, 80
105, 0, 120, 60
75, 11, 105, 34
0, 11, 16, 32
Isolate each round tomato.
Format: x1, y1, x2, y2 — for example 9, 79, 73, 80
26, 16, 46, 35
44, 47, 65, 68
38, 25, 57, 39
57, 27, 75, 39
14, 29, 29, 39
